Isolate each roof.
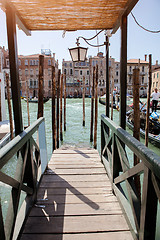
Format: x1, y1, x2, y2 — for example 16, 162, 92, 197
127, 59, 149, 64
0, 0, 138, 35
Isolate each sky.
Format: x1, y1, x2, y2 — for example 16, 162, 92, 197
0, 0, 160, 68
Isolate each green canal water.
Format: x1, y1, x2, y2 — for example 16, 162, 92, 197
2, 98, 160, 238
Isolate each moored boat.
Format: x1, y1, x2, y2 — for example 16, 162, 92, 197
23, 97, 49, 103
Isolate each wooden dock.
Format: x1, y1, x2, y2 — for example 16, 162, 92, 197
21, 148, 133, 240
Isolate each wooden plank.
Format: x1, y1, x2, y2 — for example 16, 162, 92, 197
37, 187, 112, 196
30, 202, 122, 217
40, 181, 111, 188
36, 194, 117, 205
53, 149, 98, 154
21, 231, 133, 240
23, 215, 130, 234
45, 168, 106, 175
48, 164, 103, 168
41, 174, 109, 182
50, 153, 100, 158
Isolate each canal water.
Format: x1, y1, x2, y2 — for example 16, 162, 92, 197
2, 98, 160, 238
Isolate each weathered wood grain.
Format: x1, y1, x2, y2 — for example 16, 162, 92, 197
21, 148, 133, 240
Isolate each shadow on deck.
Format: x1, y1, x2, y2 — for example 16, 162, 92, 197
20, 148, 133, 240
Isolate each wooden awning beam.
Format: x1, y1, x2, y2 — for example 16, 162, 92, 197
112, 0, 139, 34
1, 0, 31, 36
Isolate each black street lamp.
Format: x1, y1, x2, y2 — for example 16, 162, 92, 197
69, 38, 88, 62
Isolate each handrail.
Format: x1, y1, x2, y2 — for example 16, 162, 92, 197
0, 117, 48, 240
0, 117, 44, 169
101, 114, 160, 240
101, 114, 160, 179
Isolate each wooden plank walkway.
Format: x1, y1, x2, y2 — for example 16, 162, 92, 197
21, 148, 133, 240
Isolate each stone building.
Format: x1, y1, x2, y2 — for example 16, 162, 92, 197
62, 59, 90, 97
0, 47, 58, 98
127, 58, 149, 96
152, 60, 160, 93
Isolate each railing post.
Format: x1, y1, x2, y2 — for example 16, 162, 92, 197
38, 121, 48, 174
140, 168, 158, 240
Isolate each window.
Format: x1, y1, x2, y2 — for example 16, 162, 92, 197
19, 60, 21, 66
70, 63, 72, 67
75, 70, 78, 76
129, 76, 132, 83
116, 71, 118, 76
48, 68, 51, 75
48, 80, 51, 88
154, 73, 155, 78
48, 59, 51, 65
64, 63, 67, 67
6, 59, 9, 67
157, 73, 159, 78
34, 80, 37, 86
33, 60, 36, 65
30, 79, 33, 87
30, 60, 33, 66
100, 70, 103, 76
142, 66, 144, 72
99, 80, 101, 86
36, 69, 39, 75
153, 82, 155, 88
25, 69, 28, 76
80, 70, 82, 75
30, 69, 33, 76
64, 69, 67, 74
92, 61, 95, 66
156, 82, 158, 87
142, 76, 144, 84
19, 69, 22, 75
129, 66, 132, 72
70, 69, 73, 75
87, 70, 89, 75
25, 60, 28, 65
36, 60, 39, 65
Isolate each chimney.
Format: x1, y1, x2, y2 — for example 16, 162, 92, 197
144, 54, 147, 61
156, 60, 158, 65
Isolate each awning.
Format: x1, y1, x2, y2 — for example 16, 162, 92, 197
0, 0, 138, 35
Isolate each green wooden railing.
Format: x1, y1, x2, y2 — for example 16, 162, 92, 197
0, 117, 48, 240
101, 114, 160, 240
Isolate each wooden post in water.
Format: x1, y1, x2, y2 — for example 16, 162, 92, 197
57, 70, 61, 148
37, 55, 44, 119
64, 74, 66, 131
90, 66, 95, 142
105, 35, 110, 118
26, 78, 30, 126
60, 74, 63, 141
52, 66, 56, 151
111, 69, 114, 120
6, 73, 13, 139
94, 65, 98, 149
82, 75, 85, 126
145, 55, 152, 147
133, 67, 141, 198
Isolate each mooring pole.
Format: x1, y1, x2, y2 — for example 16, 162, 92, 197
6, 73, 14, 139
133, 67, 141, 199
90, 66, 95, 142
82, 75, 85, 126
145, 54, 152, 147
111, 69, 114, 121
26, 78, 30, 126
60, 74, 63, 141
64, 74, 66, 131
52, 66, 56, 151
94, 65, 98, 149
57, 70, 61, 148
37, 55, 44, 119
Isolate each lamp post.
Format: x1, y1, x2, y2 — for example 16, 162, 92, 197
69, 38, 88, 62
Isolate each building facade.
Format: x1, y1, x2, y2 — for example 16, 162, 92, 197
127, 59, 149, 96
0, 47, 58, 98
152, 61, 160, 93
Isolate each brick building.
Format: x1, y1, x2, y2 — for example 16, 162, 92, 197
151, 60, 160, 93
0, 47, 58, 98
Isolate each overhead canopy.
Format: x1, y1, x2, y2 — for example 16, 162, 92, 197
0, 0, 138, 34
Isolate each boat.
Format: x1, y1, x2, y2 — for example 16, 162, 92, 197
99, 97, 118, 109
23, 97, 50, 103
126, 111, 160, 148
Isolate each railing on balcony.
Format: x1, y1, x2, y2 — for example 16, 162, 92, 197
101, 114, 160, 240
0, 117, 48, 240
